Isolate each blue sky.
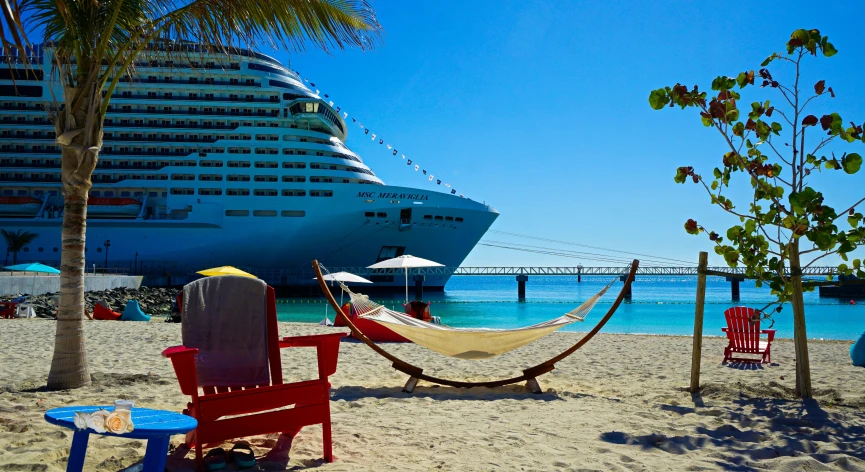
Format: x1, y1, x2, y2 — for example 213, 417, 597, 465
271, 1, 865, 268
47, 1, 865, 268
276, 0, 865, 265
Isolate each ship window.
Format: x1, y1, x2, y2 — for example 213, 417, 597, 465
198, 188, 222, 196
38, 247, 43, 252
53, 247, 58, 252
376, 212, 386, 218
149, 192, 158, 197
434, 216, 443, 220
121, 192, 131, 197
364, 212, 375, 217
0, 85, 42, 97
281, 176, 306, 183
170, 188, 194, 195
227, 189, 250, 196
281, 190, 306, 197
225, 210, 249, 216
105, 191, 115, 197
455, 217, 464, 222
254, 175, 277, 182
445, 216, 454, 221
91, 191, 101, 197
281, 210, 305, 217
253, 189, 277, 196
309, 190, 333, 197
423, 215, 433, 220
96, 247, 102, 253
253, 210, 277, 217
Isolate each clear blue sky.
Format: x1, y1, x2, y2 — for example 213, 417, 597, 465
273, 1, 865, 268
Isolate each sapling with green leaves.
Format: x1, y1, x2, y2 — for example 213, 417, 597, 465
648, 29, 864, 399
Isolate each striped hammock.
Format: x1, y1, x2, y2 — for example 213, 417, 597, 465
338, 279, 615, 360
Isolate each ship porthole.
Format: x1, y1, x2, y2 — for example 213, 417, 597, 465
23, 247, 29, 252
97, 247, 103, 253
38, 247, 44, 252
53, 247, 58, 252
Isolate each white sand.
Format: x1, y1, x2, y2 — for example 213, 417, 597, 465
1, 319, 864, 471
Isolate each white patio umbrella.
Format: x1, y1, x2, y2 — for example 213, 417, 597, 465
313, 271, 373, 324
367, 255, 443, 304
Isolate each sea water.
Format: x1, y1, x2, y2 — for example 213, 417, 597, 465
276, 276, 865, 340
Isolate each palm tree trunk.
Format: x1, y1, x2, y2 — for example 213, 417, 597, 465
12, 251, 17, 264
789, 241, 812, 399
47, 82, 102, 390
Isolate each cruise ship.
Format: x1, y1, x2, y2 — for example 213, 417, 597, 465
0, 44, 498, 289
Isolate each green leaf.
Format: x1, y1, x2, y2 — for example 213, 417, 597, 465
842, 153, 862, 174
823, 41, 838, 57
711, 181, 718, 190
771, 122, 782, 134
648, 88, 669, 110
760, 54, 777, 67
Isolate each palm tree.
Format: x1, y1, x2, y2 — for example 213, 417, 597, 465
1, 229, 39, 264
2, 0, 381, 390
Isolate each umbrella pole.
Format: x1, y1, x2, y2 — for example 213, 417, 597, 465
405, 268, 408, 305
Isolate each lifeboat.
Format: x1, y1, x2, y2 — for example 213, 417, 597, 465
0, 196, 42, 217
87, 197, 141, 218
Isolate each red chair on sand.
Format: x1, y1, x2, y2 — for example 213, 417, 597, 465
722, 306, 776, 364
0, 301, 17, 319
93, 303, 122, 321
162, 276, 346, 469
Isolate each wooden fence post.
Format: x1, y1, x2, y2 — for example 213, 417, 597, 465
689, 251, 709, 393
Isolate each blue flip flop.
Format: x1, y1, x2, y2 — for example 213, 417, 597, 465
231, 442, 257, 469
204, 447, 227, 471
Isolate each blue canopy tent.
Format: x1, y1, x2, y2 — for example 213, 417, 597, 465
3, 263, 61, 317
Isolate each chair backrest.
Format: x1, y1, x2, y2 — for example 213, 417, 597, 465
724, 306, 761, 350
181, 276, 281, 388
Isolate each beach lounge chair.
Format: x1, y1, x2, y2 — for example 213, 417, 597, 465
120, 299, 151, 321
93, 302, 122, 321
162, 275, 345, 469
722, 306, 776, 364
0, 301, 17, 319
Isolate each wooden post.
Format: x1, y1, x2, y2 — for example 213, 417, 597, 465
689, 252, 708, 393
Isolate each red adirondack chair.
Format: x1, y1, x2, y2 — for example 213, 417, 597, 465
722, 306, 776, 363
0, 301, 17, 319
162, 277, 346, 469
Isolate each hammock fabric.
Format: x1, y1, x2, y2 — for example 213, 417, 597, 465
342, 281, 613, 359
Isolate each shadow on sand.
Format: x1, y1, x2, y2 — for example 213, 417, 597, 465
600, 384, 865, 470
330, 384, 564, 402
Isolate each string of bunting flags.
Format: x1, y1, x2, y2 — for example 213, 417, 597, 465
292, 71, 463, 198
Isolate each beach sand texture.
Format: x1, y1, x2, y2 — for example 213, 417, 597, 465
1, 319, 864, 471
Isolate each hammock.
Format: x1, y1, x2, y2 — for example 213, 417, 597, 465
337, 277, 615, 360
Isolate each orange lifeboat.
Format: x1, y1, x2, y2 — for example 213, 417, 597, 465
0, 196, 41, 216
87, 197, 141, 218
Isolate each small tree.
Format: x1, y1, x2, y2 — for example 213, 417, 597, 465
1, 229, 39, 264
649, 29, 865, 399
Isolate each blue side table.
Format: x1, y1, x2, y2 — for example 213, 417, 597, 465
45, 406, 197, 472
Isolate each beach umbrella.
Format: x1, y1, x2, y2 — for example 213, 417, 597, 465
196, 266, 257, 278
367, 255, 443, 304
313, 271, 373, 323
4, 263, 60, 316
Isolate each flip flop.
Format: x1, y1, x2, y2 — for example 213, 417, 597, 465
204, 447, 227, 471
231, 442, 257, 469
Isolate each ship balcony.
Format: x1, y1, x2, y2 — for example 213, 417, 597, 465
106, 109, 280, 118
110, 95, 280, 104
117, 77, 259, 88
104, 121, 238, 131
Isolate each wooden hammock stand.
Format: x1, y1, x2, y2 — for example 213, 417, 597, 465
312, 259, 639, 393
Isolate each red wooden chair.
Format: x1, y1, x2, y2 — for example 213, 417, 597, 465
0, 301, 17, 319
722, 306, 776, 364
162, 278, 346, 470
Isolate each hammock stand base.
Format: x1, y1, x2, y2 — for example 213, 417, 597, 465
312, 259, 639, 394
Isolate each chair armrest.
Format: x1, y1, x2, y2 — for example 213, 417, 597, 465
162, 346, 200, 396
279, 333, 347, 380
721, 327, 729, 332
761, 329, 776, 342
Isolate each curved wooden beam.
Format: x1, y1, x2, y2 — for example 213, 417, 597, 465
312, 259, 639, 390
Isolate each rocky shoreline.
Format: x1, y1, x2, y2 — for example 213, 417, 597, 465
0, 286, 177, 319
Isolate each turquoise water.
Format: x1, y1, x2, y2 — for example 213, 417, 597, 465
276, 276, 865, 341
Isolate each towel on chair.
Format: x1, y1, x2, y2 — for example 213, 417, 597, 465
182, 275, 270, 387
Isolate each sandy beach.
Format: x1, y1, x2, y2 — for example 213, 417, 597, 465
1, 319, 864, 471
